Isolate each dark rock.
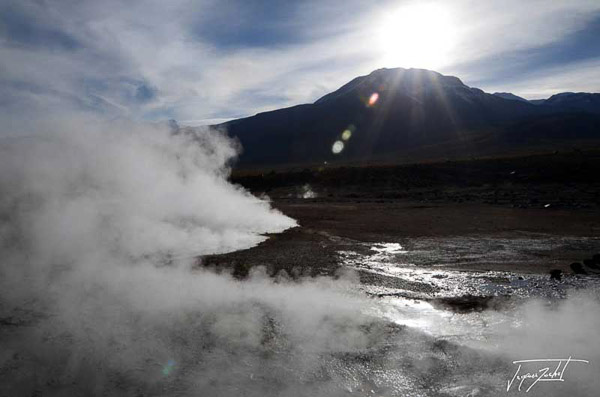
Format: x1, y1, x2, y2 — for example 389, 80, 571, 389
583, 258, 600, 270
428, 295, 511, 313
570, 262, 588, 275
549, 269, 563, 281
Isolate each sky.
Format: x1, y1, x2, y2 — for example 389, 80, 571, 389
1, 0, 599, 126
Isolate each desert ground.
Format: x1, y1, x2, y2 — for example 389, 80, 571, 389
204, 149, 600, 309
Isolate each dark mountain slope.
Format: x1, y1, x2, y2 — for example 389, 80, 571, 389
542, 92, 600, 114
218, 68, 599, 167
493, 92, 529, 103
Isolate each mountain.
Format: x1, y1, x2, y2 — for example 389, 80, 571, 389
217, 68, 600, 167
529, 99, 547, 105
493, 92, 529, 103
542, 92, 600, 114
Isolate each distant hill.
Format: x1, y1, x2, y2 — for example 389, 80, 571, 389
493, 92, 530, 103
529, 99, 547, 105
494, 91, 600, 113
541, 92, 600, 114
214, 68, 600, 167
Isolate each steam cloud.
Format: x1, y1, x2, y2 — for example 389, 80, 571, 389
0, 118, 363, 395
0, 118, 401, 397
0, 116, 599, 396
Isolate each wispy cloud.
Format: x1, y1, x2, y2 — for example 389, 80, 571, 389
0, 0, 599, 128
479, 58, 600, 99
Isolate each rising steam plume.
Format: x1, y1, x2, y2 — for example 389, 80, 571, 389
0, 118, 406, 396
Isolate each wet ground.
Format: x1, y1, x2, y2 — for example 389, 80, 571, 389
203, 200, 600, 284
342, 240, 600, 343
341, 239, 600, 299
204, 201, 600, 333
219, 151, 600, 354
200, 198, 600, 395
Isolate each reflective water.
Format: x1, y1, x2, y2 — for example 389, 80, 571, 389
340, 236, 600, 299
332, 237, 600, 395
340, 236, 600, 346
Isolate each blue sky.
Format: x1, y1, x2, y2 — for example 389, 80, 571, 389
1, 0, 599, 127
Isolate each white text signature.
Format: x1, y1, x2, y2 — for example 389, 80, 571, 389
507, 357, 589, 392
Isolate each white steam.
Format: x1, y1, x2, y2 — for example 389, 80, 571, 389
0, 118, 295, 263
1, 118, 421, 397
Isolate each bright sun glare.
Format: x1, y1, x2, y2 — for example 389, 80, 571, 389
378, 3, 456, 69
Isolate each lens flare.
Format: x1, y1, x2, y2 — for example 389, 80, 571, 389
341, 129, 352, 141
332, 140, 344, 154
368, 92, 379, 107
162, 359, 176, 376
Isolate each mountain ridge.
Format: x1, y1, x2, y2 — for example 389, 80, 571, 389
214, 68, 600, 167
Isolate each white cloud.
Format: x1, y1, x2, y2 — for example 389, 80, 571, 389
447, 0, 600, 62
0, 0, 599, 126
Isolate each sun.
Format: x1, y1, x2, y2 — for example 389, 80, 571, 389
378, 3, 456, 69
